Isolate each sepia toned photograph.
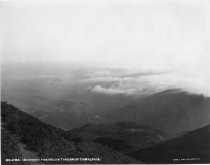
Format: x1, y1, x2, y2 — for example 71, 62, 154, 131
1, 0, 210, 164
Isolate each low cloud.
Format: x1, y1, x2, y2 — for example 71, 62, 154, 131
89, 69, 210, 96
90, 80, 164, 96
81, 76, 133, 83
83, 67, 210, 97
91, 85, 136, 95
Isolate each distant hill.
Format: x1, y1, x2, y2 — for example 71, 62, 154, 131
104, 90, 210, 133
31, 98, 95, 130
1, 102, 140, 164
130, 125, 210, 163
66, 121, 170, 154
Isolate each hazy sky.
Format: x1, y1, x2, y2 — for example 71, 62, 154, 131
1, 0, 210, 95
1, 0, 209, 68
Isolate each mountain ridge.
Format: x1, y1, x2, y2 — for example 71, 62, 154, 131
104, 90, 210, 133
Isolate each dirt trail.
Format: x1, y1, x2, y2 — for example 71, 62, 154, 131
18, 143, 45, 164
18, 143, 38, 159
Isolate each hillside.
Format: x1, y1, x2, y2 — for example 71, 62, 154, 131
130, 125, 210, 163
1, 102, 140, 164
105, 90, 210, 133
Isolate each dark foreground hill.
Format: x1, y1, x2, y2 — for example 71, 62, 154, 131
1, 102, 140, 164
105, 90, 210, 134
130, 124, 210, 164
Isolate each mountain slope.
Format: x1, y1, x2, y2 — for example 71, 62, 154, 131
105, 90, 210, 133
1, 102, 140, 164
130, 125, 210, 163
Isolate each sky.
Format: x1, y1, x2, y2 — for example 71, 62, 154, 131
1, 0, 210, 95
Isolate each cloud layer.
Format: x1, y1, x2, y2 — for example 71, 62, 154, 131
88, 69, 210, 96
